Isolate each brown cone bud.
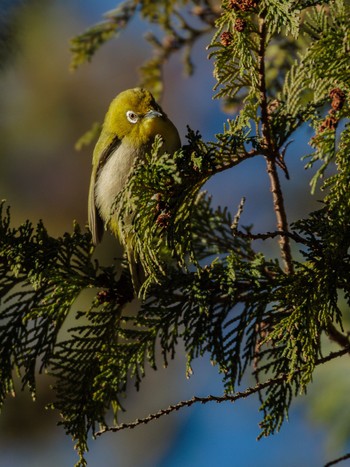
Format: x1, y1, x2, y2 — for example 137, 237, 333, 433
319, 115, 338, 132
329, 88, 346, 112
234, 18, 247, 32
220, 31, 233, 47
156, 212, 171, 228
229, 0, 257, 11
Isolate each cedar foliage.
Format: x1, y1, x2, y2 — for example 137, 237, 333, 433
2, 0, 350, 465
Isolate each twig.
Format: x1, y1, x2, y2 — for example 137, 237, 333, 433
244, 56, 350, 353
94, 346, 350, 436
254, 14, 294, 404
312, 346, 349, 365
326, 323, 350, 350
253, 345, 350, 377
257, 16, 294, 275
264, 158, 294, 273
231, 197, 246, 231
324, 452, 350, 467
232, 228, 305, 244
95, 376, 285, 436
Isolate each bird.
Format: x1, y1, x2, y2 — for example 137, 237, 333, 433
88, 87, 181, 294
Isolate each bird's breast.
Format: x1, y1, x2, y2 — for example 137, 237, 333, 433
95, 143, 137, 223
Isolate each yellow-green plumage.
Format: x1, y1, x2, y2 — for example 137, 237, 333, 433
88, 88, 181, 293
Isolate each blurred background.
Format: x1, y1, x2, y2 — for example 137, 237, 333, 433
0, 0, 349, 466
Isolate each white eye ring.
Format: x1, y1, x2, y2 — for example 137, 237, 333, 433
126, 110, 139, 124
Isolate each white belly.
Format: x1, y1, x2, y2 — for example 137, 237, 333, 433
95, 144, 137, 222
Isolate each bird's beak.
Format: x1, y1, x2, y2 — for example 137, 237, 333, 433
145, 109, 163, 119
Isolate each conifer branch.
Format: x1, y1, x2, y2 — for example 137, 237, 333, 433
257, 16, 293, 274
95, 346, 350, 436
2, 1, 350, 463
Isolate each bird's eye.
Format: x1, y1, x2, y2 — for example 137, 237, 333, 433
126, 111, 139, 124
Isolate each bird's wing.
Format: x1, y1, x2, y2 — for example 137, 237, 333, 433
88, 134, 121, 245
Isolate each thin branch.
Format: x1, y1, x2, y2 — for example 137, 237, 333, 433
257, 17, 294, 275
94, 346, 350, 436
314, 346, 349, 364
253, 343, 350, 376
324, 452, 350, 467
254, 15, 295, 401
326, 323, 350, 350
95, 376, 285, 436
232, 228, 305, 244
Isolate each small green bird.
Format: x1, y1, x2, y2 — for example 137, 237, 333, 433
88, 87, 181, 293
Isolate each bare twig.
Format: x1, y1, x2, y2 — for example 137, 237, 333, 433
254, 14, 295, 401
95, 376, 285, 436
232, 228, 305, 243
324, 452, 350, 467
326, 323, 350, 349
94, 346, 350, 436
231, 197, 246, 231
257, 17, 294, 275
256, 45, 349, 354
253, 344, 350, 378
264, 158, 294, 273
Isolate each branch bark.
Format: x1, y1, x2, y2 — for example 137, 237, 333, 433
324, 452, 350, 467
257, 17, 294, 275
94, 346, 350, 436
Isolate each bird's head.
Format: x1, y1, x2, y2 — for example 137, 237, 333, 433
103, 88, 166, 141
